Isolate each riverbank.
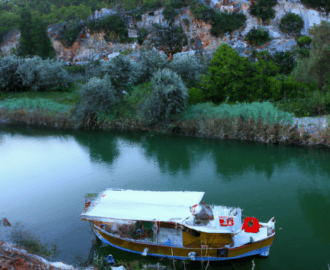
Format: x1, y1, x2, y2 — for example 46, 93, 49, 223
1, 106, 330, 149
0, 241, 78, 270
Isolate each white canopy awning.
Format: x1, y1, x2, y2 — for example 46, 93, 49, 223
81, 189, 205, 223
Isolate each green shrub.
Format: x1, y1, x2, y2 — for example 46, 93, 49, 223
0, 56, 69, 92
190, 0, 214, 22
140, 68, 188, 125
244, 27, 271, 46
201, 44, 254, 103
137, 28, 150, 45
272, 51, 295, 75
292, 21, 330, 88
167, 54, 208, 87
78, 75, 116, 114
275, 89, 330, 117
301, 0, 330, 15
125, 82, 153, 114
183, 18, 190, 29
188, 87, 206, 104
268, 76, 313, 102
210, 11, 247, 37
279, 13, 304, 36
59, 19, 85, 47
297, 35, 312, 47
150, 23, 188, 55
163, 5, 177, 22
249, 0, 277, 23
132, 48, 167, 85
87, 15, 131, 43
201, 44, 281, 104
104, 55, 136, 95
130, 0, 165, 21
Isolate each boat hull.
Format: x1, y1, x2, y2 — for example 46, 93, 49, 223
92, 225, 274, 261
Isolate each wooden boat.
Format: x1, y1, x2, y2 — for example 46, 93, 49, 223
80, 189, 275, 261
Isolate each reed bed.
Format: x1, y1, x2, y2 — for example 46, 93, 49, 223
1, 98, 330, 149
0, 107, 73, 129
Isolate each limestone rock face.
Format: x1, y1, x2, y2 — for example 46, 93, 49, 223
1, 0, 330, 62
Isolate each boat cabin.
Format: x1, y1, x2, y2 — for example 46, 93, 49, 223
81, 189, 243, 249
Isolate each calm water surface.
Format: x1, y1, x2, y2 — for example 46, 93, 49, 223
0, 125, 329, 269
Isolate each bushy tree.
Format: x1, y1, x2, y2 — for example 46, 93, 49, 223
17, 8, 35, 57
244, 27, 271, 46
301, 0, 330, 15
0, 55, 69, 92
249, 0, 277, 23
272, 51, 295, 75
202, 44, 254, 103
0, 56, 23, 92
210, 11, 246, 37
279, 13, 304, 37
73, 75, 117, 128
104, 54, 136, 96
59, 18, 85, 47
17, 8, 55, 59
31, 17, 56, 59
131, 48, 167, 85
78, 75, 116, 113
166, 54, 208, 87
292, 21, 330, 89
150, 23, 188, 55
0, 11, 20, 44
140, 68, 188, 125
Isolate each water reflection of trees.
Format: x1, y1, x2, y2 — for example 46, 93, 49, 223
298, 189, 330, 244
73, 131, 120, 164
140, 134, 212, 175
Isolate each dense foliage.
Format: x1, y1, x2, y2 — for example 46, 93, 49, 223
249, 0, 277, 23
132, 48, 167, 85
272, 51, 295, 75
162, 0, 190, 22
104, 54, 136, 96
196, 44, 307, 104
150, 23, 188, 55
189, 1, 246, 37
87, 15, 131, 43
137, 28, 150, 45
0, 56, 69, 92
167, 54, 208, 87
78, 75, 116, 113
140, 68, 188, 125
244, 27, 271, 46
297, 35, 312, 47
292, 21, 330, 89
17, 8, 55, 59
58, 19, 85, 47
210, 11, 247, 37
301, 0, 330, 15
279, 13, 304, 37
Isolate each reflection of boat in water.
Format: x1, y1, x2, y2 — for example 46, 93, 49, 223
80, 189, 275, 261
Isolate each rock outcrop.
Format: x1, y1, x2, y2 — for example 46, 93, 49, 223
0, 241, 76, 270
1, 0, 330, 63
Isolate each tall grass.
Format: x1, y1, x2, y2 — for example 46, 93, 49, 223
181, 101, 295, 125
0, 98, 72, 112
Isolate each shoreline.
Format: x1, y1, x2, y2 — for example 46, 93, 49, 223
1, 108, 330, 150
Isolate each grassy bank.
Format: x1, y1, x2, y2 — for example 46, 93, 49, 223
1, 93, 330, 149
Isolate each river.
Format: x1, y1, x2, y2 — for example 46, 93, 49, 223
0, 125, 329, 269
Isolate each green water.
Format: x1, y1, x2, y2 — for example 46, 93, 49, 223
0, 125, 329, 269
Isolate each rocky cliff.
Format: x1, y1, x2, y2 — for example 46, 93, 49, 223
1, 0, 330, 64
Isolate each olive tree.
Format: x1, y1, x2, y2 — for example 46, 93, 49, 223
140, 68, 188, 125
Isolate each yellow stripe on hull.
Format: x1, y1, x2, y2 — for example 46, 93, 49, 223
93, 225, 275, 260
